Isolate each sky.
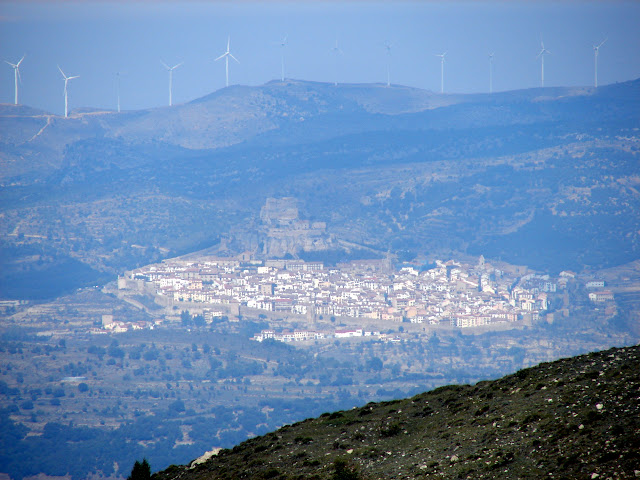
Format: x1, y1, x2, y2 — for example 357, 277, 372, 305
1, 1, 639, 115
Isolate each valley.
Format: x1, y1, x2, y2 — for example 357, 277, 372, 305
0, 250, 637, 479
1, 78, 640, 479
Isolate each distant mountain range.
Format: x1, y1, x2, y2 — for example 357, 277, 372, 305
1, 79, 639, 298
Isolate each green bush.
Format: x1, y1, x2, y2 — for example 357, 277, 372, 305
332, 458, 360, 480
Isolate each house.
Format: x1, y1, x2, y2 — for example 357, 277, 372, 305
335, 329, 363, 338
588, 291, 614, 303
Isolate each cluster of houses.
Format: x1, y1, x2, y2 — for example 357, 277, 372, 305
90, 314, 154, 334
583, 280, 614, 303
123, 255, 565, 329
251, 327, 403, 343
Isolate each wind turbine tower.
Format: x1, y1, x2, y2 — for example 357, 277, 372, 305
537, 40, 551, 87
6, 55, 25, 105
331, 38, 343, 86
489, 53, 494, 94
115, 71, 125, 113
436, 52, 446, 93
161, 61, 182, 106
278, 35, 287, 82
58, 66, 79, 118
384, 41, 392, 87
593, 38, 607, 88
215, 36, 239, 88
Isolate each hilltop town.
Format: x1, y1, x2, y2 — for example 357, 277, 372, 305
110, 254, 614, 342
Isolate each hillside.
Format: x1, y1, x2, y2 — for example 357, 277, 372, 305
154, 344, 640, 480
1, 79, 639, 298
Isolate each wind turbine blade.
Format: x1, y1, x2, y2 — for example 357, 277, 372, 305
17, 68, 22, 83
215, 53, 226, 61
17, 55, 25, 67
5, 60, 16, 67
173, 62, 183, 70
58, 65, 67, 78
229, 53, 240, 64
160, 60, 170, 70
69, 75, 80, 80
227, 36, 230, 52
597, 38, 607, 48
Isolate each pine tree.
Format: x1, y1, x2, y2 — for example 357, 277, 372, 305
127, 458, 151, 480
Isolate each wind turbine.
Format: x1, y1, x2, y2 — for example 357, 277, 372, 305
331, 38, 343, 86
488, 52, 494, 94
384, 41, 392, 87
435, 52, 446, 93
593, 37, 607, 88
277, 35, 287, 82
161, 60, 182, 106
58, 66, 79, 118
537, 39, 551, 87
5, 55, 25, 105
115, 71, 126, 113
215, 36, 239, 87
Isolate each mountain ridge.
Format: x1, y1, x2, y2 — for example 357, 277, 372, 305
2, 77, 638, 184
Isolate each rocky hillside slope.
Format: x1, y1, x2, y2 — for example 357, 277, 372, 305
154, 344, 640, 480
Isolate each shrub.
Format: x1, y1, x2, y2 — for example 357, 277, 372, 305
332, 458, 360, 480
380, 422, 402, 438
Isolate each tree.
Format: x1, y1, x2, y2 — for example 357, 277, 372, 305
127, 459, 150, 480
168, 399, 186, 413
108, 344, 125, 359
366, 357, 384, 372
193, 314, 205, 327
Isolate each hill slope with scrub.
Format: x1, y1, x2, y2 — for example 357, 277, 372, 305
154, 344, 640, 480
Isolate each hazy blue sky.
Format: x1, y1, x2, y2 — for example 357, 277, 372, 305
1, 1, 639, 115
